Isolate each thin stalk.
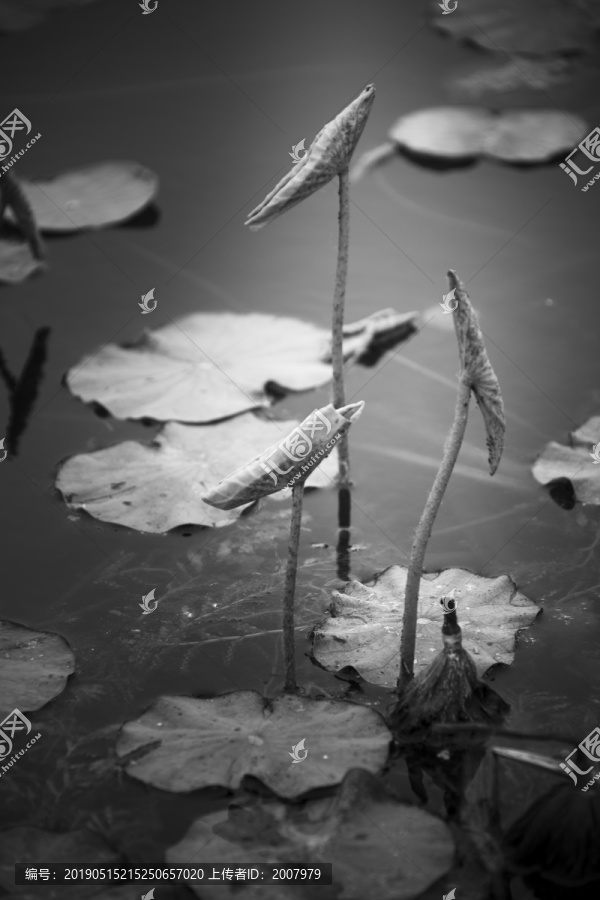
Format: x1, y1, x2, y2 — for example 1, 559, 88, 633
332, 167, 350, 486
283, 480, 305, 691
399, 374, 471, 689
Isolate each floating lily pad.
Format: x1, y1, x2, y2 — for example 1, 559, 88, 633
0, 234, 44, 284
117, 692, 391, 798
450, 57, 577, 99
0, 0, 99, 33
13, 162, 158, 232
532, 416, 600, 505
66, 309, 417, 423
312, 566, 541, 688
351, 108, 587, 179
56, 414, 339, 533
166, 768, 455, 899
0, 827, 121, 898
0, 621, 75, 711
430, 0, 600, 56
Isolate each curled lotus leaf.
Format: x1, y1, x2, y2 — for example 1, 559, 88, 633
312, 565, 541, 688
56, 413, 341, 533
448, 270, 505, 475
245, 84, 375, 230
166, 768, 454, 899
203, 401, 364, 510
532, 416, 600, 505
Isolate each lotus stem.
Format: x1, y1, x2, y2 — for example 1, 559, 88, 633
336, 486, 351, 580
283, 480, 305, 691
398, 374, 471, 690
332, 167, 350, 487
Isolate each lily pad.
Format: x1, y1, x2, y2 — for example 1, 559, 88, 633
312, 565, 541, 688
0, 621, 75, 711
66, 309, 417, 423
56, 414, 339, 533
532, 416, 600, 505
351, 108, 587, 178
117, 691, 391, 798
0, 235, 44, 284
430, 0, 600, 57
0, 827, 121, 898
166, 768, 455, 899
0, 0, 99, 33
12, 162, 158, 232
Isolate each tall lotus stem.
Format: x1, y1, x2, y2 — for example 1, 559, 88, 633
283, 480, 305, 691
332, 168, 350, 485
399, 375, 471, 689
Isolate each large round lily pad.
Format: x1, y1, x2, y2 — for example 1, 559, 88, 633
0, 621, 75, 712
66, 309, 417, 424
56, 413, 339, 533
313, 566, 541, 688
166, 768, 455, 899
117, 691, 391, 798
391, 108, 586, 163
532, 416, 600, 505
15, 162, 158, 232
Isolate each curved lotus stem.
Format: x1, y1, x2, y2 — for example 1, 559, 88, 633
349, 141, 397, 183
398, 272, 505, 690
0, 170, 45, 261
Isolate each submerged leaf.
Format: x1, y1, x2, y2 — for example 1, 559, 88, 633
12, 162, 158, 232
447, 271, 505, 475
56, 413, 339, 533
66, 309, 416, 423
532, 416, 600, 505
0, 621, 75, 711
166, 768, 454, 899
312, 566, 541, 688
245, 84, 375, 229
429, 0, 600, 56
0, 827, 124, 899
117, 692, 391, 798
203, 401, 364, 510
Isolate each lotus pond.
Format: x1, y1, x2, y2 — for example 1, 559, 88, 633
1, 1, 600, 899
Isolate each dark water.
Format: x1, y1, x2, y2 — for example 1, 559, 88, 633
1, 0, 600, 895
